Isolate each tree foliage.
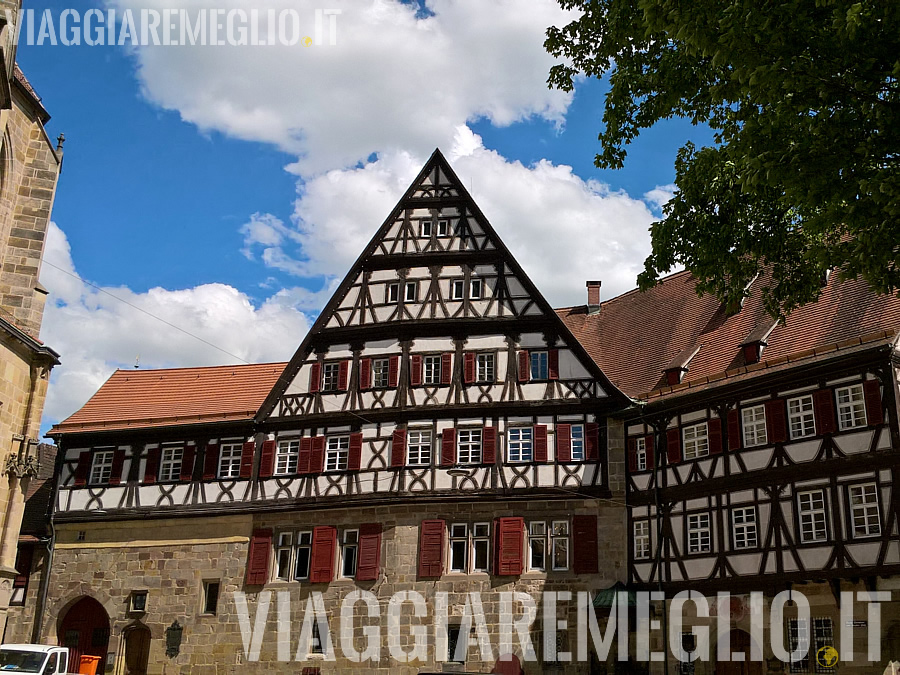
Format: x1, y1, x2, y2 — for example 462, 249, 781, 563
546, 0, 900, 317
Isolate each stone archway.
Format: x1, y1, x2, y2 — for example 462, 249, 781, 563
59, 596, 110, 674
715, 629, 763, 675
122, 622, 151, 675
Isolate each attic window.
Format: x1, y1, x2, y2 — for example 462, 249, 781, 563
665, 368, 686, 386
742, 342, 763, 365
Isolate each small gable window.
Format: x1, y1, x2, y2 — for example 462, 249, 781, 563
405, 281, 418, 302
420, 220, 432, 237
470, 278, 482, 300
450, 280, 465, 300
437, 219, 450, 237
530, 351, 548, 380
89, 449, 115, 485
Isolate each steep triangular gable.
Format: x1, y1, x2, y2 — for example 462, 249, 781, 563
257, 149, 629, 420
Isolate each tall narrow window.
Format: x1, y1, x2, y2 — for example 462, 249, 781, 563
635, 436, 647, 471
275, 440, 299, 475
457, 430, 482, 465
202, 581, 220, 615
407, 430, 432, 466
798, 490, 828, 543
325, 436, 350, 472
322, 363, 340, 391
836, 384, 867, 430
218, 442, 243, 479
449, 524, 468, 572
420, 220, 433, 237
528, 521, 547, 571
159, 445, 183, 482
472, 523, 490, 572
405, 281, 418, 302
683, 423, 710, 459
447, 624, 464, 663
849, 483, 880, 537
470, 278, 483, 299
788, 395, 816, 439
634, 521, 651, 559
437, 219, 450, 237
387, 283, 400, 303
570, 424, 585, 461
731, 507, 758, 549
508, 427, 533, 463
89, 450, 115, 485
423, 355, 441, 385
551, 521, 569, 571
741, 405, 768, 447
341, 530, 359, 578
450, 280, 465, 300
687, 513, 711, 553
310, 622, 324, 655
276, 533, 293, 580
476, 353, 495, 383
295, 531, 312, 580
372, 358, 390, 388
530, 351, 548, 380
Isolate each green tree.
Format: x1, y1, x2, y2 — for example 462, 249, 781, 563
546, 0, 900, 317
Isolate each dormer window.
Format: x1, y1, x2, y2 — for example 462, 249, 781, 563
742, 342, 764, 365
664, 368, 686, 386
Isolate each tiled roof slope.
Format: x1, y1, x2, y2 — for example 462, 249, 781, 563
558, 272, 900, 399
50, 363, 287, 434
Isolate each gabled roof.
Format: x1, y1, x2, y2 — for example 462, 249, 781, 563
558, 271, 900, 399
49, 362, 286, 435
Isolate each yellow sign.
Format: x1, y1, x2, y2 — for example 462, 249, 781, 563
816, 646, 839, 668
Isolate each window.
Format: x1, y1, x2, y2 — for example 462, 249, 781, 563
732, 507, 758, 549
528, 521, 547, 571
508, 427, 533, 463
687, 513, 711, 553
635, 436, 647, 471
683, 422, 710, 460
423, 355, 441, 385
836, 384, 867, 430
325, 436, 349, 472
447, 624, 464, 663
276, 440, 299, 475
448, 522, 490, 573
405, 281, 418, 302
451, 280, 465, 300
470, 278, 482, 300
457, 429, 482, 465
202, 581, 220, 615
159, 445, 183, 482
387, 283, 400, 304
788, 395, 816, 439
218, 442, 243, 479
551, 521, 569, 571
89, 450, 115, 485
472, 523, 490, 572
274, 530, 313, 581
129, 591, 147, 613
310, 622, 324, 655
372, 358, 390, 388
449, 523, 468, 572
849, 483, 880, 537
322, 363, 340, 391
476, 353, 495, 383
420, 220, 432, 237
295, 531, 312, 580
530, 351, 548, 380
407, 429, 432, 466
798, 490, 828, 543
634, 521, 651, 559
341, 530, 359, 578
570, 424, 585, 461
742, 405, 768, 447
437, 219, 450, 237
276, 533, 293, 580
789, 618, 835, 673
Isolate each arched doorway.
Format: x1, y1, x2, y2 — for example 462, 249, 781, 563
123, 623, 151, 675
715, 629, 763, 675
59, 597, 110, 674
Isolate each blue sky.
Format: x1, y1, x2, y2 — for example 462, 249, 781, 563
18, 0, 712, 429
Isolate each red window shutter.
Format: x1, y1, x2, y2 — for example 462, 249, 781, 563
309, 437, 326, 473
585, 422, 600, 460
556, 424, 571, 462
572, 515, 599, 574
548, 349, 559, 380
666, 428, 682, 464
391, 429, 406, 467
180, 446, 196, 481
418, 519, 445, 578
708, 417, 723, 454
143, 447, 160, 484
494, 517, 524, 576
482, 427, 497, 464
202, 443, 219, 480
348, 432, 363, 471
441, 353, 453, 384
245, 528, 272, 586
863, 379, 884, 426
298, 438, 312, 474
310, 526, 337, 583
534, 425, 548, 462
814, 389, 837, 434
338, 360, 350, 391
727, 409, 741, 451
239, 441, 255, 478
765, 399, 787, 444
259, 440, 277, 478
644, 434, 655, 469
356, 523, 382, 581
463, 353, 476, 383
309, 362, 321, 393
517, 351, 529, 382
108, 449, 126, 485
627, 438, 638, 472
359, 358, 371, 390
73, 451, 91, 487
388, 356, 400, 387
410, 355, 423, 386
440, 428, 456, 466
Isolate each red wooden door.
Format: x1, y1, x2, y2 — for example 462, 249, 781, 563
60, 597, 110, 673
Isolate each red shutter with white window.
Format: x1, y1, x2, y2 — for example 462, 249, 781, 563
708, 418, 723, 454
556, 424, 571, 462
463, 353, 476, 383
348, 432, 363, 471
310, 526, 337, 583
814, 389, 837, 434
108, 449, 126, 485
548, 349, 559, 380
572, 515, 599, 574
298, 438, 312, 474
73, 452, 91, 487
391, 429, 406, 467
202, 443, 219, 480
359, 358, 371, 390
482, 427, 497, 464
666, 428, 682, 464
309, 362, 321, 393
309, 437, 326, 473
441, 353, 453, 384
727, 409, 741, 451
338, 360, 350, 391
180, 446, 196, 481
356, 523, 382, 581
245, 528, 272, 585
143, 448, 160, 484
518, 351, 529, 382
863, 379, 884, 426
585, 423, 600, 461
440, 429, 456, 466
239, 441, 255, 478
259, 440, 276, 478
644, 434, 655, 469
388, 356, 400, 387
534, 425, 548, 462
494, 517, 524, 576
765, 399, 787, 444
410, 355, 423, 386
418, 519, 445, 578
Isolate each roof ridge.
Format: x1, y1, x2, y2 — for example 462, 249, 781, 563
111, 361, 288, 376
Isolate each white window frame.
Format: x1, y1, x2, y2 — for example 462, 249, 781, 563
457, 429, 482, 465
472, 522, 490, 573
341, 529, 359, 578
551, 520, 569, 571
508, 427, 533, 463
788, 395, 816, 440
217, 441, 243, 479
731, 507, 758, 549
437, 219, 450, 237
635, 436, 647, 471
687, 513, 711, 554
570, 424, 585, 461
275, 439, 299, 475
449, 523, 468, 573
797, 489, 828, 543
836, 384, 867, 430
528, 521, 547, 571
89, 449, 115, 485
159, 445, 183, 482
322, 362, 340, 391
372, 358, 390, 388
683, 422, 710, 460
450, 280, 465, 300
275, 532, 293, 581
405, 281, 417, 302
849, 483, 880, 538
423, 355, 441, 385
420, 220, 432, 237
634, 521, 651, 559
325, 436, 350, 472
294, 531, 312, 580
387, 283, 400, 304
476, 353, 495, 383
407, 429, 432, 466
741, 405, 768, 447
789, 617, 835, 673
530, 351, 548, 380
470, 278, 483, 300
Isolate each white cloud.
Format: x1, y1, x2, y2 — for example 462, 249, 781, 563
39, 223, 313, 431
111, 0, 577, 174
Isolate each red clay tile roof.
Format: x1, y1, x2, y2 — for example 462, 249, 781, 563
558, 271, 900, 399
50, 362, 287, 434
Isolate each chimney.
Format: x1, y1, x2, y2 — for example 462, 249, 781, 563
586, 281, 601, 314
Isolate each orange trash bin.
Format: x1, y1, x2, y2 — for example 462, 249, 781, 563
77, 654, 102, 675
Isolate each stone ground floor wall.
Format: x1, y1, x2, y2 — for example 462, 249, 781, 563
39, 498, 626, 674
